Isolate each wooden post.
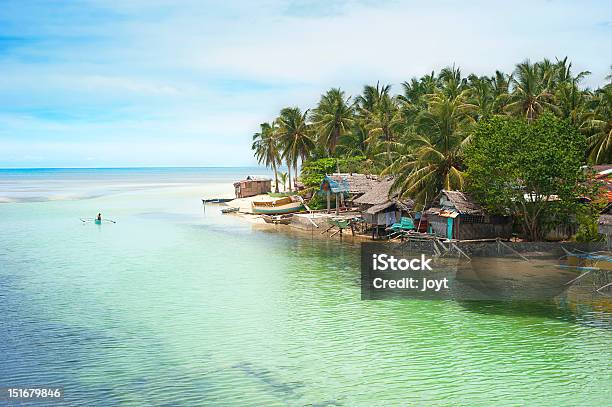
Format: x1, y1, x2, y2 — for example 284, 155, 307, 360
326, 190, 331, 214
335, 193, 340, 216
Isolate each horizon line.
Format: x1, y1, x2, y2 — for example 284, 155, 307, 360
0, 165, 269, 170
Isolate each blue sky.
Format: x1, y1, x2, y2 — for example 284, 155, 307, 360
0, 0, 610, 168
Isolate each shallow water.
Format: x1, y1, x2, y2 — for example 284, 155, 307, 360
1, 168, 611, 406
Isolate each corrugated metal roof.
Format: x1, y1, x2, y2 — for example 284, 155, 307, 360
321, 173, 379, 194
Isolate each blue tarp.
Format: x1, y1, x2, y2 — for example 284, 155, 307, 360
320, 175, 350, 194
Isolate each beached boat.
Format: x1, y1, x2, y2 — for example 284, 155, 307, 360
251, 196, 304, 214
221, 207, 239, 214
262, 214, 293, 224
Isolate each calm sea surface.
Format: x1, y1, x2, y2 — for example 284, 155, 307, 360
0, 168, 610, 406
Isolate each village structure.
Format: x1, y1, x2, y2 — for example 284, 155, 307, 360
233, 175, 272, 198
208, 166, 612, 249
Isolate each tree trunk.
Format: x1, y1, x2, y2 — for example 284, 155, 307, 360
335, 193, 340, 216
272, 162, 279, 193
287, 159, 292, 192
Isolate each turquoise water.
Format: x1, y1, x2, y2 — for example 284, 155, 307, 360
1, 168, 611, 406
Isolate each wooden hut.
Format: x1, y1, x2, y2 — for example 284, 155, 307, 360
426, 190, 512, 241
353, 179, 414, 234
233, 176, 272, 198
599, 203, 612, 249
320, 173, 379, 214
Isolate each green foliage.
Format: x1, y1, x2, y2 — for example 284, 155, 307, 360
300, 156, 368, 188
465, 113, 588, 241
254, 58, 611, 206
575, 202, 605, 243
306, 191, 334, 210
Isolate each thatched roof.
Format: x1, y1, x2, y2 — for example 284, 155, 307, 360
354, 179, 394, 205
354, 178, 414, 214
440, 190, 484, 215
323, 173, 379, 194
365, 201, 395, 214
245, 175, 272, 181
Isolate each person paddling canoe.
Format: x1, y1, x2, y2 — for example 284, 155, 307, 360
97, 213, 102, 221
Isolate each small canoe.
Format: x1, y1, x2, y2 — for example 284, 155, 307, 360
252, 196, 304, 214
221, 207, 239, 214
262, 214, 293, 224
80, 218, 116, 224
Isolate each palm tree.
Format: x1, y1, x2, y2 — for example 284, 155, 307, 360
279, 172, 288, 192
277, 107, 314, 191
310, 88, 355, 156
355, 82, 391, 116
438, 65, 467, 99
491, 70, 512, 114
252, 122, 281, 192
554, 81, 592, 129
467, 74, 495, 119
384, 91, 477, 206
336, 121, 383, 173
365, 92, 404, 163
587, 85, 612, 164
505, 60, 554, 122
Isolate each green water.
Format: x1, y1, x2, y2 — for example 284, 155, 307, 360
1, 171, 611, 406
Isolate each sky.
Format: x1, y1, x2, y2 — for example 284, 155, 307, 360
0, 0, 610, 168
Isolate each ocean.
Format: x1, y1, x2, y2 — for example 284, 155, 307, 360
0, 167, 610, 406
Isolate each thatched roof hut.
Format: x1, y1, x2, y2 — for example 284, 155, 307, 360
438, 190, 484, 215
354, 179, 414, 227
426, 189, 511, 240
598, 203, 612, 249
233, 175, 272, 198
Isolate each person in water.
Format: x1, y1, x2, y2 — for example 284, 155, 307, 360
96, 213, 102, 221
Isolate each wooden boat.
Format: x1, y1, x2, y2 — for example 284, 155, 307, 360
262, 214, 293, 224
221, 207, 239, 214
251, 196, 304, 214
329, 217, 352, 229
202, 198, 233, 204
80, 218, 116, 224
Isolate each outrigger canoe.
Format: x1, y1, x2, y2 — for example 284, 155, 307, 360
251, 196, 304, 214
262, 214, 293, 224
80, 218, 116, 224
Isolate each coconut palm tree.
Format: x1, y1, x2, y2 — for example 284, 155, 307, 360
384, 91, 477, 206
252, 121, 281, 192
466, 74, 495, 119
505, 60, 554, 122
438, 65, 467, 99
365, 92, 404, 163
355, 82, 392, 117
279, 172, 288, 192
587, 85, 612, 164
277, 107, 314, 191
310, 88, 355, 156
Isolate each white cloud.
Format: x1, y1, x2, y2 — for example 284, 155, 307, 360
0, 0, 610, 167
